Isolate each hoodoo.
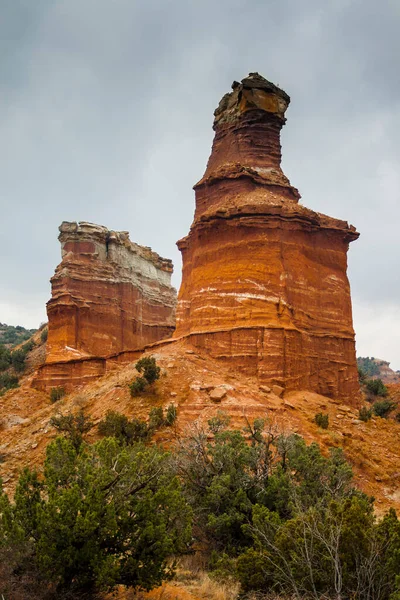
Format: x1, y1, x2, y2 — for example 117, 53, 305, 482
34, 221, 176, 390
175, 73, 360, 400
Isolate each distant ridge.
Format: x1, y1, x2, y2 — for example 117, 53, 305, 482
0, 323, 37, 348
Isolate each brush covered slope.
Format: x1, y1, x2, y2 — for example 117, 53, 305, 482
1, 341, 400, 515
358, 356, 400, 383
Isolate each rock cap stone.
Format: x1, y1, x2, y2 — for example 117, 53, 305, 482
214, 72, 290, 128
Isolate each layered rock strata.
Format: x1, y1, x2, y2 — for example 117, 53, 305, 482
34, 222, 176, 390
175, 73, 360, 401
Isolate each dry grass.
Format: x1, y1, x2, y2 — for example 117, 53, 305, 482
245, 593, 305, 599
172, 554, 239, 600
124, 585, 300, 600
109, 552, 239, 600
188, 572, 240, 600
175, 553, 208, 580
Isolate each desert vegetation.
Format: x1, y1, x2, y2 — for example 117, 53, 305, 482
0, 323, 37, 347
0, 342, 32, 376
1, 404, 400, 600
49, 386, 66, 403
130, 356, 161, 397
358, 367, 398, 420
0, 437, 191, 599
98, 404, 177, 444
365, 377, 389, 398
0, 337, 35, 395
314, 412, 329, 429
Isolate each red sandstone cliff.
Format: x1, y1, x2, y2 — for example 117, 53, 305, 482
175, 73, 360, 401
33, 222, 176, 389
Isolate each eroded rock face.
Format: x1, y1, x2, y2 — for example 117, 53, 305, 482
34, 222, 176, 388
175, 73, 360, 401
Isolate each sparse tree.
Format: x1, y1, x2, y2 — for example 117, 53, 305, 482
50, 410, 94, 450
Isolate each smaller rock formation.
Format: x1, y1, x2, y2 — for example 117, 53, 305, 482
34, 222, 176, 390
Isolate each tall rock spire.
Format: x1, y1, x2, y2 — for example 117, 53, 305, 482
175, 73, 360, 401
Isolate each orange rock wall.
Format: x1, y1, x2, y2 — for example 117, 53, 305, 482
32, 348, 145, 392
48, 278, 174, 360
34, 357, 107, 391
175, 73, 360, 401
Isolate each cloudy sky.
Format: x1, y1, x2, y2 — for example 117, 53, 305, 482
1, 0, 399, 367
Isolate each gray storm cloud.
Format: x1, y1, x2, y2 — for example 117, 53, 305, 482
0, 0, 399, 367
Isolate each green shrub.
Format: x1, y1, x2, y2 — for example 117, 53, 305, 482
359, 406, 373, 422
49, 386, 66, 403
40, 328, 48, 343
0, 437, 192, 596
0, 345, 11, 372
314, 412, 329, 429
165, 403, 178, 426
177, 424, 356, 555
373, 400, 397, 418
98, 410, 150, 444
237, 547, 273, 593
135, 356, 161, 385
98, 410, 132, 440
148, 405, 177, 431
149, 406, 165, 429
98, 406, 176, 445
129, 356, 161, 397
243, 496, 382, 598
207, 411, 231, 434
366, 378, 388, 397
10, 349, 27, 373
130, 418, 151, 441
22, 340, 34, 353
358, 366, 367, 382
129, 376, 147, 397
50, 410, 93, 450
208, 552, 238, 584
357, 356, 380, 377
9, 340, 34, 374
0, 372, 19, 392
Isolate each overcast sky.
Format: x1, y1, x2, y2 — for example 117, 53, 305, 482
1, 0, 399, 368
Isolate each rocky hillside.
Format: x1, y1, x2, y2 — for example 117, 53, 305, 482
358, 356, 400, 383
1, 339, 400, 516
0, 326, 47, 398
1, 332, 400, 600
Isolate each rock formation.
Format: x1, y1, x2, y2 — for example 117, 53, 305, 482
34, 222, 176, 389
175, 73, 360, 401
